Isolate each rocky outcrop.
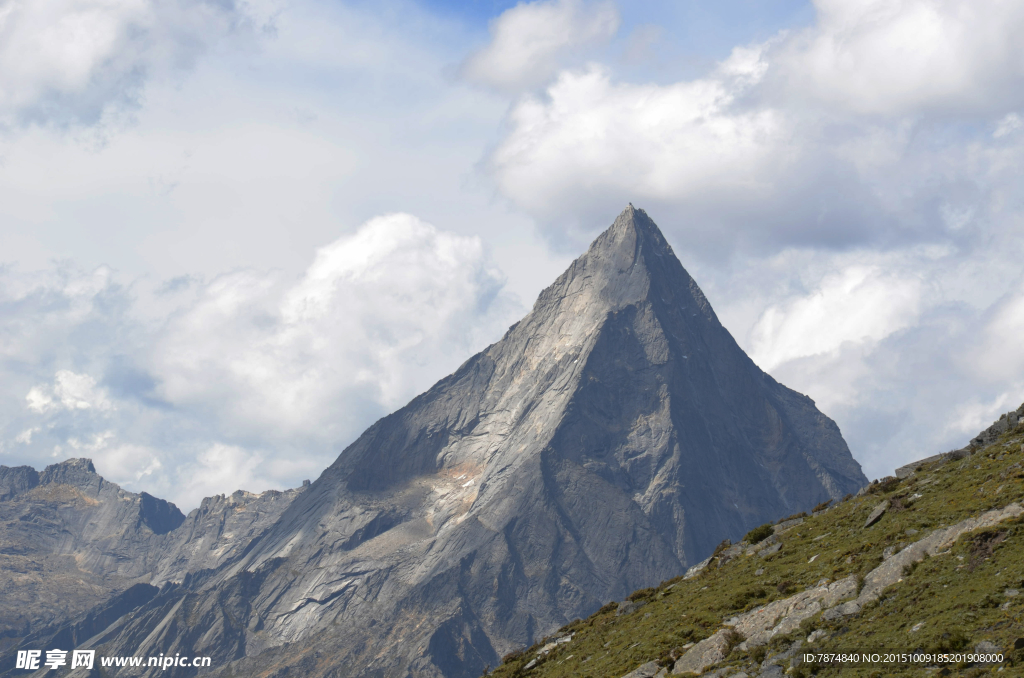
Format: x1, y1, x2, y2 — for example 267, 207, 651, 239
620, 661, 665, 678
970, 404, 1024, 449
894, 401, 1024, 479
863, 500, 888, 527
0, 465, 40, 501
671, 631, 734, 675
0, 206, 866, 678
148, 488, 305, 587
829, 502, 1024, 621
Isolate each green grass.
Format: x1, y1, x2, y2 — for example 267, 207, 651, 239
487, 428, 1024, 678
743, 523, 774, 545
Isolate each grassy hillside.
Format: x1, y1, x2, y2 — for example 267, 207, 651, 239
487, 423, 1024, 677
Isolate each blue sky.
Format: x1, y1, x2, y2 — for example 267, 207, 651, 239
1, 0, 1023, 508
423, 0, 814, 48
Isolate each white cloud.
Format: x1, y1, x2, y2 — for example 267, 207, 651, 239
943, 392, 1023, 443
460, 0, 619, 92
151, 213, 510, 440
974, 279, 1024, 380
14, 427, 39, 444
87, 439, 165, 484
0, 213, 515, 508
483, 0, 1024, 253
750, 265, 923, 371
25, 387, 54, 414
176, 443, 279, 508
487, 57, 788, 236
774, 0, 1024, 116
27, 371, 114, 412
724, 243, 1024, 482
60, 370, 113, 410
0, 0, 243, 127
994, 113, 1023, 139
1, 0, 1023, 511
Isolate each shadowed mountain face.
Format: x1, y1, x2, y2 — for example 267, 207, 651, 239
0, 207, 865, 678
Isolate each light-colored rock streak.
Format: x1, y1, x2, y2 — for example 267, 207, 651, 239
723, 577, 857, 652
672, 502, 1024, 675
670, 630, 732, 675
856, 502, 1023, 608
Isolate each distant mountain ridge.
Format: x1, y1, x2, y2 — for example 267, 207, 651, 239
0, 458, 303, 645
0, 206, 866, 678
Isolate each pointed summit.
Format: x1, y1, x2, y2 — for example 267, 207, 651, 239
595, 202, 665, 247
71, 208, 866, 678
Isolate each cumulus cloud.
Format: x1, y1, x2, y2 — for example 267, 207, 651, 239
475, 0, 1024, 481
750, 265, 924, 371
721, 243, 1024, 482
774, 0, 1024, 116
460, 0, 619, 92
2, 0, 1023, 506
176, 444, 281, 509
0, 213, 516, 508
0, 0, 244, 127
150, 213, 509, 443
974, 278, 1024, 381
487, 52, 793, 241
26, 370, 114, 413
484, 0, 1024, 254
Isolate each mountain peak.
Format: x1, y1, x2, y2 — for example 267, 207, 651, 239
39, 457, 99, 489
528, 203, 717, 344
584, 203, 673, 270
600, 203, 667, 246
39, 207, 866, 678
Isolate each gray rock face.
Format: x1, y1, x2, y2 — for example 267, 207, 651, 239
0, 206, 865, 678
0, 459, 303, 646
971, 404, 1024, 448
863, 500, 888, 528
620, 660, 663, 678
0, 458, 174, 641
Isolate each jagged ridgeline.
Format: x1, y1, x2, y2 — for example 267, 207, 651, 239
0, 206, 865, 678
0, 459, 303, 648
493, 405, 1024, 678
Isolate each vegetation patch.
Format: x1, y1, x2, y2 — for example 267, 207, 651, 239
966, 529, 1007, 571
627, 587, 656, 602
743, 523, 774, 545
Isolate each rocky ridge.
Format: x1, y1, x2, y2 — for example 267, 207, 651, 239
1, 206, 865, 678
894, 402, 1024, 479
0, 459, 304, 650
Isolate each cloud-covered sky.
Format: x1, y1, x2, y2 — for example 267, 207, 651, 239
2, 0, 1023, 509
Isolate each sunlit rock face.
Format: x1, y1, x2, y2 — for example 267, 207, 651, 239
0, 206, 865, 678
0, 459, 302, 644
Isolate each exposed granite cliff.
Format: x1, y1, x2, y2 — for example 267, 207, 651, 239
0, 459, 303, 650
1, 206, 866, 678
